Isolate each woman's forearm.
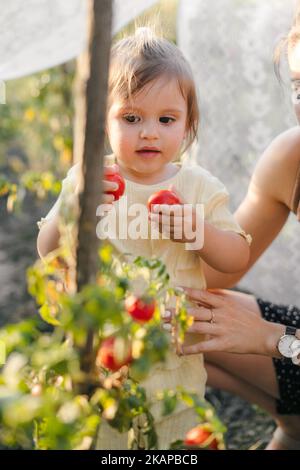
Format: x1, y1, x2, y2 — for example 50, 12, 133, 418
203, 128, 300, 289
37, 214, 60, 258
174, 288, 300, 360
262, 321, 285, 358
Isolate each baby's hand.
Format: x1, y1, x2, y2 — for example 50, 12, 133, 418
148, 186, 202, 247
102, 164, 121, 205
74, 164, 120, 205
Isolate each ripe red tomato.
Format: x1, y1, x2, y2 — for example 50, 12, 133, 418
184, 426, 219, 450
96, 337, 132, 372
104, 173, 125, 201
125, 295, 156, 323
147, 189, 180, 212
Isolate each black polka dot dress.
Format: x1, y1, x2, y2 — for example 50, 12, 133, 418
257, 299, 300, 414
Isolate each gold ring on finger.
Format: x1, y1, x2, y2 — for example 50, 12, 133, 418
209, 308, 215, 324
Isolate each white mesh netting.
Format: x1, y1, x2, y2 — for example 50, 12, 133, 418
178, 0, 300, 305
0, 0, 158, 80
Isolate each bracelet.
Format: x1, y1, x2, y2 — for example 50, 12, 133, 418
239, 230, 252, 246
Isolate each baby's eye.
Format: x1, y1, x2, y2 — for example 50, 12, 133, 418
159, 116, 175, 124
123, 114, 140, 123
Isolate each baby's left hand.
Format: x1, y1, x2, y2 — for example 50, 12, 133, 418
148, 186, 203, 247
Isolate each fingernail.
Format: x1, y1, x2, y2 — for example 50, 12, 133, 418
161, 310, 171, 319
162, 323, 172, 331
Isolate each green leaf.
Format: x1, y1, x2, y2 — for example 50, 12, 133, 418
161, 391, 178, 416
39, 303, 61, 326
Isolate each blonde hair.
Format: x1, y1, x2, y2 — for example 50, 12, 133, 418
274, 4, 300, 80
108, 27, 199, 152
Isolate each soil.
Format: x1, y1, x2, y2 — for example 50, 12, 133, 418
206, 388, 275, 450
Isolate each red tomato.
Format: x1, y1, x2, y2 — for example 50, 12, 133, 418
104, 173, 125, 201
96, 337, 132, 372
147, 189, 180, 212
125, 295, 156, 323
184, 426, 219, 450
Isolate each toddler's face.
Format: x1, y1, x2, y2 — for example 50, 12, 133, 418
289, 41, 300, 124
106, 76, 188, 181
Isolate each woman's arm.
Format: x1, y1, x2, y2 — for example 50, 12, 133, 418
203, 127, 300, 288
165, 288, 300, 358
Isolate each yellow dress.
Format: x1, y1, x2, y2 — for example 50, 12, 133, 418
38, 159, 251, 449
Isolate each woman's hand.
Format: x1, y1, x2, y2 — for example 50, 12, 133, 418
163, 288, 284, 357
